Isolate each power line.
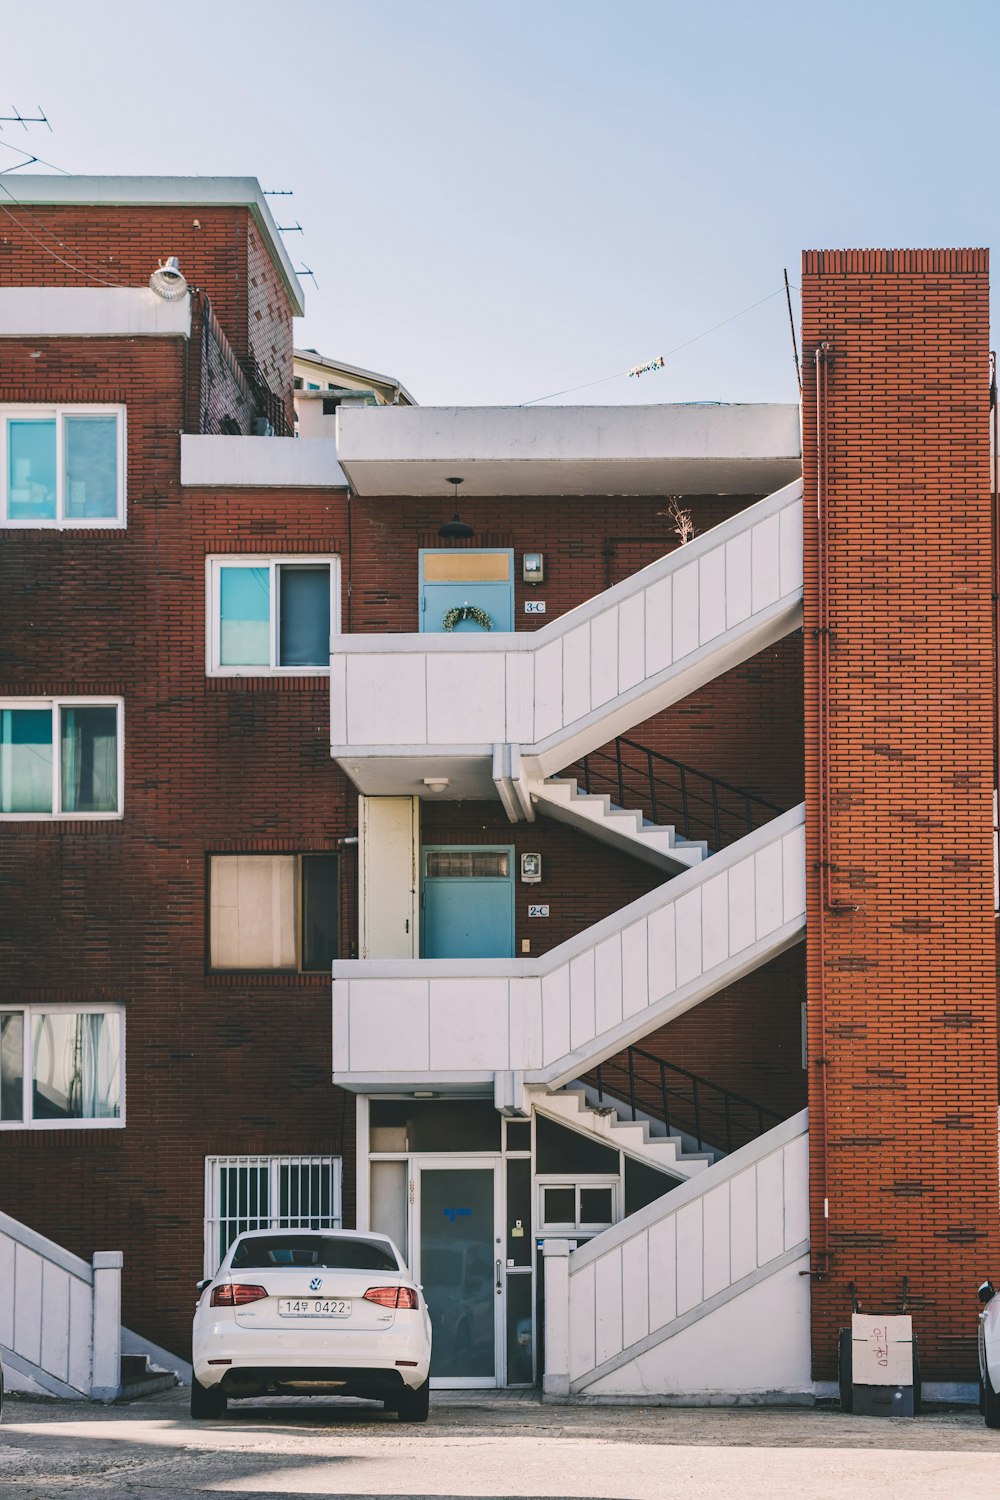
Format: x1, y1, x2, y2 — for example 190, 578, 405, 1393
0, 179, 130, 288
519, 286, 788, 406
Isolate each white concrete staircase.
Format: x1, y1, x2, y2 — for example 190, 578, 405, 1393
542, 1109, 811, 1400
332, 804, 806, 1094
331, 478, 803, 799
529, 776, 708, 871
527, 1083, 712, 1180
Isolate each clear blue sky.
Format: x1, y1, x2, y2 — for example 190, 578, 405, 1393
3, 0, 998, 406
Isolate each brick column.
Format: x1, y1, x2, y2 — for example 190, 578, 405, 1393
801, 249, 999, 1380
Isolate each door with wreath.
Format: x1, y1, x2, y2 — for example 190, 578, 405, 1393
418, 549, 514, 633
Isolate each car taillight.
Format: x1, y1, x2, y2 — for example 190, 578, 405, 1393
364, 1286, 419, 1310
210, 1283, 268, 1307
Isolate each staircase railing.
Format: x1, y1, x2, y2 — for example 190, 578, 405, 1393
571, 736, 786, 850
585, 1044, 786, 1155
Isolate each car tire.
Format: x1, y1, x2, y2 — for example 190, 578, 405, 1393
838, 1328, 853, 1413
395, 1379, 430, 1423
980, 1378, 987, 1416
984, 1366, 1000, 1429
190, 1375, 227, 1420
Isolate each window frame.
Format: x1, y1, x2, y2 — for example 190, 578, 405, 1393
1, 404, 127, 529
536, 1176, 620, 1234
205, 556, 340, 676
0, 697, 124, 821
207, 851, 340, 974
0, 1003, 126, 1131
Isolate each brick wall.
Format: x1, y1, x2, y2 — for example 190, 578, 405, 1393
0, 202, 294, 424
801, 249, 999, 1380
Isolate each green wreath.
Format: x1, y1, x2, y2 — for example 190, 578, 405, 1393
442, 603, 494, 631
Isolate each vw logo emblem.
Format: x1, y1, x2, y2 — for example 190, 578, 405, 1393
309, 1277, 323, 1292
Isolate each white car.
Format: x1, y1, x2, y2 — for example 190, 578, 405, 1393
978, 1278, 1000, 1426
191, 1228, 432, 1421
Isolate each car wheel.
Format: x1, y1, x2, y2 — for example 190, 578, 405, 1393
190, 1375, 227, 1419
395, 1379, 430, 1423
984, 1366, 1000, 1429
838, 1328, 853, 1414
980, 1378, 987, 1416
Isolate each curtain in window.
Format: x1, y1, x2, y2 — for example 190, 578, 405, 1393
60, 706, 118, 813
220, 567, 270, 666
279, 566, 330, 667
7, 418, 56, 520
64, 414, 118, 519
31, 1011, 121, 1120
0, 1012, 24, 1122
0, 708, 53, 813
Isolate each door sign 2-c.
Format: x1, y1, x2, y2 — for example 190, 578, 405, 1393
528, 905, 550, 918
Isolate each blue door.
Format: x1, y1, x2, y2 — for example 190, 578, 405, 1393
419, 550, 514, 633
421, 847, 515, 959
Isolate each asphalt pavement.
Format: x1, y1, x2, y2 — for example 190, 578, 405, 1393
0, 1387, 997, 1499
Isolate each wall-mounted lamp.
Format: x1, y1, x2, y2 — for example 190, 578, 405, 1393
438, 477, 474, 539
522, 551, 544, 584
422, 777, 450, 793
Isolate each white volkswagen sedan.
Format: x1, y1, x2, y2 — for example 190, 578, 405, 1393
979, 1278, 1000, 1426
191, 1228, 431, 1421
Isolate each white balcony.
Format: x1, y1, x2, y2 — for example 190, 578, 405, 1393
331, 480, 803, 797
336, 402, 801, 497
332, 806, 806, 1094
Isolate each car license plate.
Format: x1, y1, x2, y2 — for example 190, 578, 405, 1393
278, 1298, 351, 1318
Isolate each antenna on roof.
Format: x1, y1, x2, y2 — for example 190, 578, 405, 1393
296, 264, 319, 289
0, 107, 52, 132
277, 222, 303, 233
263, 189, 294, 196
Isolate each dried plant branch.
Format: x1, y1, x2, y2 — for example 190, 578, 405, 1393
657, 496, 695, 545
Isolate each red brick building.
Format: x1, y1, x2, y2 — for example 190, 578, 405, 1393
0, 177, 995, 1402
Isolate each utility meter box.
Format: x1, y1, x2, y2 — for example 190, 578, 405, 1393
845, 1314, 918, 1417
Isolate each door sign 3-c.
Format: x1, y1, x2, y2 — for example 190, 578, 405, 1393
443, 1206, 472, 1223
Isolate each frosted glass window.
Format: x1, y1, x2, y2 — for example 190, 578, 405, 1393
64, 414, 119, 519
60, 706, 119, 814
220, 567, 270, 666
32, 1011, 122, 1120
8, 419, 56, 521
0, 708, 53, 813
279, 566, 330, 667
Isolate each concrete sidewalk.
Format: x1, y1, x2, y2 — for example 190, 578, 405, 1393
0, 1387, 996, 1499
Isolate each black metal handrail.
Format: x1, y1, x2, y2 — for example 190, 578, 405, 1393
570, 735, 786, 851
584, 1044, 785, 1156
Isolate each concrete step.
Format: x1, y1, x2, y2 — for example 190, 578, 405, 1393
532, 778, 708, 872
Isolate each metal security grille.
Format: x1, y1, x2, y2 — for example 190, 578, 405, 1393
203, 1155, 343, 1275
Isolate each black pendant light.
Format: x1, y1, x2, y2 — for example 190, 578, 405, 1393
438, 477, 474, 539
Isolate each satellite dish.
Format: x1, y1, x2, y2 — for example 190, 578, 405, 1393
149, 256, 188, 301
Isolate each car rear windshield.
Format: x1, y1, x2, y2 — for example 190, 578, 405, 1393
230, 1235, 400, 1271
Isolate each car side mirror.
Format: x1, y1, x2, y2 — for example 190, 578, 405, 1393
196, 1278, 211, 1295
978, 1280, 995, 1304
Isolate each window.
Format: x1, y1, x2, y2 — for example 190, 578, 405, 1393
0, 1006, 124, 1129
206, 557, 339, 674
204, 1155, 343, 1275
0, 699, 123, 819
2, 406, 125, 526
538, 1181, 618, 1233
209, 853, 339, 971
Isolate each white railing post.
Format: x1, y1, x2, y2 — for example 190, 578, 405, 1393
542, 1238, 571, 1397
90, 1250, 123, 1401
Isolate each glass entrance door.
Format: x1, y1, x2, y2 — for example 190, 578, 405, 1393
414, 1160, 502, 1387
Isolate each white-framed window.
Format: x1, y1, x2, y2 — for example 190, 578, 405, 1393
204, 1155, 343, 1275
0, 1005, 124, 1129
1, 405, 126, 527
0, 698, 123, 819
205, 557, 340, 675
208, 853, 339, 972
537, 1179, 619, 1234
